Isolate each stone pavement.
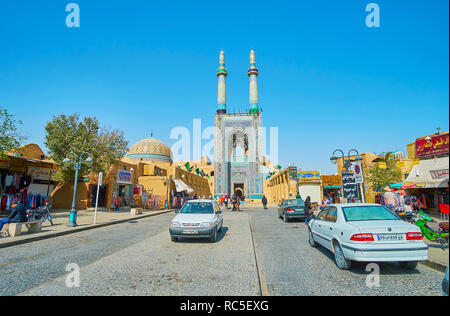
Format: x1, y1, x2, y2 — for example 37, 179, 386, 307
0, 208, 171, 249
423, 214, 449, 271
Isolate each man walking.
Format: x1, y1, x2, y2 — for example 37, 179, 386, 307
262, 195, 268, 209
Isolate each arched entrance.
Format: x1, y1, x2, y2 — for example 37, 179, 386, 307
234, 183, 244, 199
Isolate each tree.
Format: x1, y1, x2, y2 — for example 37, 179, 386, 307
45, 113, 129, 197
364, 152, 402, 192
0, 108, 24, 158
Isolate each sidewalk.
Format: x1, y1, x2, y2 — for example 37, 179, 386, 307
421, 213, 449, 272
0, 208, 172, 249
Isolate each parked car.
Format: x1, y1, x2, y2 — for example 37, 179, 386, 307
308, 203, 428, 270
443, 266, 449, 296
278, 198, 305, 222
169, 200, 223, 242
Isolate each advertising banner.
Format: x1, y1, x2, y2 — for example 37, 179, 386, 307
416, 133, 449, 158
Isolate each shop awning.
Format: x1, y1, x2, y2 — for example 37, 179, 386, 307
405, 157, 449, 188
389, 182, 404, 189
173, 179, 194, 194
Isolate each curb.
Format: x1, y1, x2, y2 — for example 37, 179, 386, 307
420, 260, 447, 273
0, 210, 173, 250
248, 214, 270, 296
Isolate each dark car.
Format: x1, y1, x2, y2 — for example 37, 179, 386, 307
278, 199, 305, 222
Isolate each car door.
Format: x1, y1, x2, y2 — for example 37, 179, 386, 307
320, 206, 338, 251
311, 208, 329, 246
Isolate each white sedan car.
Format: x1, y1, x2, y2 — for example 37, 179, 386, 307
308, 203, 428, 270
169, 200, 224, 242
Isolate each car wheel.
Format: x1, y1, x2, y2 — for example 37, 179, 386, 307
399, 261, 418, 270
283, 214, 289, 222
210, 228, 218, 242
171, 235, 178, 242
308, 229, 318, 248
334, 243, 351, 270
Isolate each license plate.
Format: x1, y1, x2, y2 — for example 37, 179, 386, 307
376, 234, 405, 241
182, 230, 198, 235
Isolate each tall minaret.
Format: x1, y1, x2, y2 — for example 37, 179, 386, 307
248, 49, 259, 114
216, 49, 227, 114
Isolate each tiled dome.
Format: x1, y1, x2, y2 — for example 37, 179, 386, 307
126, 138, 173, 162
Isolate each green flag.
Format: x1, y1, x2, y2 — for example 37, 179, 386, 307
276, 165, 282, 170
195, 168, 200, 175
185, 162, 190, 171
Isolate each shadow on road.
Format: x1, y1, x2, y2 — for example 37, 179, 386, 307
313, 244, 421, 275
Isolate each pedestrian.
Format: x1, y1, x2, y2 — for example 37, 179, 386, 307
328, 195, 333, 204
224, 195, 229, 209
231, 194, 237, 211
0, 203, 27, 236
412, 196, 422, 214
262, 195, 268, 209
304, 196, 312, 227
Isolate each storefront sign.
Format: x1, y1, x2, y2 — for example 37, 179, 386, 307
430, 169, 449, 180
416, 133, 449, 158
397, 161, 405, 168
342, 172, 359, 200
28, 166, 52, 182
117, 170, 132, 184
297, 171, 321, 182
378, 162, 387, 169
413, 159, 420, 165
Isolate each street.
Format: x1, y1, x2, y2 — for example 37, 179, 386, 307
0, 208, 444, 296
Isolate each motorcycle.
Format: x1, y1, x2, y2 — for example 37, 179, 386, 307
26, 203, 54, 226
413, 211, 449, 248
395, 210, 416, 224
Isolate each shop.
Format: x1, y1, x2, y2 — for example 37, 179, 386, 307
297, 171, 321, 204
111, 169, 134, 210
321, 175, 342, 204
1, 147, 57, 213
404, 156, 449, 212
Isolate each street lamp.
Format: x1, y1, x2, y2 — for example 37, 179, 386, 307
331, 149, 362, 171
64, 152, 93, 227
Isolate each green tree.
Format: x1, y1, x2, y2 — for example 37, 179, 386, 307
364, 152, 402, 192
0, 108, 24, 158
45, 113, 129, 196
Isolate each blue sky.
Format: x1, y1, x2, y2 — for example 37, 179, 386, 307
0, 0, 448, 174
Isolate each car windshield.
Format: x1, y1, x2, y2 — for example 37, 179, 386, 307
342, 206, 400, 222
285, 199, 304, 206
180, 202, 214, 214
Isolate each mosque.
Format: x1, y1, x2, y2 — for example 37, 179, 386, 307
214, 49, 264, 200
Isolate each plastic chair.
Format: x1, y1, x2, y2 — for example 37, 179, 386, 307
439, 204, 449, 221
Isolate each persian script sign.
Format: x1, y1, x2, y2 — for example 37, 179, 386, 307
429, 169, 449, 180
117, 170, 132, 184
342, 172, 359, 200
416, 133, 449, 158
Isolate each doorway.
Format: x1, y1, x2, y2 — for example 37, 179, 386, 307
234, 183, 244, 200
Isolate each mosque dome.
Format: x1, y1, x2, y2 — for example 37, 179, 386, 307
126, 138, 173, 163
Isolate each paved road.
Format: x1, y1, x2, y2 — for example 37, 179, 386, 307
0, 207, 445, 296
249, 208, 444, 296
